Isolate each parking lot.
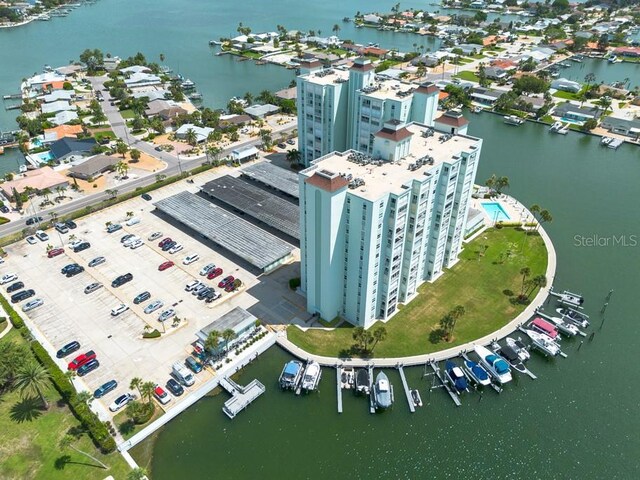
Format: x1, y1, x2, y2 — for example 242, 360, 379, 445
1, 164, 308, 418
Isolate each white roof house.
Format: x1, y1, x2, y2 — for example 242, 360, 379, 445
124, 72, 162, 88
363, 14, 382, 24
551, 78, 582, 93
52, 110, 79, 126
42, 90, 75, 103
41, 100, 76, 114
120, 65, 151, 74
174, 124, 214, 143
22, 72, 65, 89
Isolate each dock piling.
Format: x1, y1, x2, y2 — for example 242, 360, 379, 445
336, 367, 343, 414
398, 366, 415, 413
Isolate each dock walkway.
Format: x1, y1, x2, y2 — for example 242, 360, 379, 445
397, 366, 415, 413
222, 378, 266, 419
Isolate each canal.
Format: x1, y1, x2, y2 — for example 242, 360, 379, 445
133, 113, 640, 479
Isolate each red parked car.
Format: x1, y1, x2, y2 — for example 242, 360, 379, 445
158, 261, 175, 271
47, 247, 65, 258
224, 281, 239, 292
158, 237, 173, 248
207, 267, 223, 280
68, 350, 96, 370
218, 275, 235, 288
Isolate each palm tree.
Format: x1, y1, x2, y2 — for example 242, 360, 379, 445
115, 161, 130, 179
129, 377, 143, 398
439, 313, 455, 341
222, 329, 237, 354
159, 53, 165, 63
75, 390, 93, 404
286, 148, 301, 166
59, 435, 108, 469
105, 188, 118, 199
15, 361, 51, 409
520, 267, 531, 295
204, 330, 220, 354
332, 24, 341, 35
538, 209, 553, 231
140, 381, 156, 404
125, 211, 134, 220
127, 467, 148, 480
185, 128, 198, 147
485, 174, 497, 191
130, 148, 141, 162
526, 274, 547, 299
243, 92, 254, 105
40, 188, 52, 204
55, 185, 67, 200
596, 96, 612, 117
371, 326, 387, 351
116, 141, 129, 158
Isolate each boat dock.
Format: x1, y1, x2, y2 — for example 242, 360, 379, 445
430, 362, 462, 406
607, 138, 623, 150
2, 93, 21, 100
219, 376, 266, 419
461, 353, 503, 393
397, 366, 415, 413
536, 310, 587, 337
518, 327, 568, 358
368, 365, 375, 413
336, 366, 342, 413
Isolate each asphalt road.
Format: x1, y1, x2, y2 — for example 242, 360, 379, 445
1, 77, 296, 239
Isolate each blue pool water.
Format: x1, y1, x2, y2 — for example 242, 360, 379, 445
481, 202, 510, 221
37, 151, 54, 162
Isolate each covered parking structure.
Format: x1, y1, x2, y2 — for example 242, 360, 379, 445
154, 191, 294, 273
241, 162, 300, 199
201, 176, 300, 240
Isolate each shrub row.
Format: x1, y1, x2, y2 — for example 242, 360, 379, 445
2, 296, 117, 453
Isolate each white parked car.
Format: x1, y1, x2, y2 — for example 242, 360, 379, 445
183, 254, 199, 265
199, 263, 215, 276
168, 243, 183, 254
26, 236, 37, 245
144, 300, 164, 314
148, 231, 163, 241
110, 303, 129, 316
123, 236, 140, 247
35, 230, 49, 242
125, 217, 141, 226
0, 273, 17, 285
185, 280, 200, 292
109, 393, 133, 412
158, 308, 176, 322
22, 298, 44, 312
68, 238, 84, 249
130, 239, 144, 249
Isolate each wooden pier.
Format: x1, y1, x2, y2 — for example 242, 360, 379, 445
219, 377, 265, 419
336, 367, 343, 414
397, 366, 415, 413
430, 362, 462, 406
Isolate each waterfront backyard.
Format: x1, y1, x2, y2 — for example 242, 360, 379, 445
0, 329, 130, 480
287, 227, 547, 357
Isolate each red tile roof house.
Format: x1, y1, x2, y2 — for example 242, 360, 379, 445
614, 47, 640, 57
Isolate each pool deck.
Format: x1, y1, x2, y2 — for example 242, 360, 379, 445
278, 195, 556, 368
472, 194, 530, 226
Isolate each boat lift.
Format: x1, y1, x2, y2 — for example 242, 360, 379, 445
461, 353, 503, 393
397, 365, 415, 413
336, 366, 343, 414
429, 362, 462, 406
519, 327, 568, 358
536, 309, 587, 337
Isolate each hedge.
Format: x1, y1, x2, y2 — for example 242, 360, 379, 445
2, 295, 116, 453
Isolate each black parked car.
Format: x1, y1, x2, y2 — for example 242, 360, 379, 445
61, 263, 81, 275
73, 241, 91, 253
166, 378, 184, 397
0, 205, 9, 214
25, 216, 43, 226
77, 359, 100, 377
161, 240, 176, 252
66, 265, 85, 277
141, 193, 152, 201
11, 289, 35, 304
111, 273, 133, 288
133, 291, 151, 304
56, 341, 81, 358
6, 281, 24, 293
65, 220, 77, 229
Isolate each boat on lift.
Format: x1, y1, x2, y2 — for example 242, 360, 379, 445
556, 307, 590, 328
491, 341, 534, 378
462, 358, 491, 386
536, 309, 583, 337
528, 317, 560, 341
444, 360, 469, 394
504, 115, 525, 126
522, 329, 562, 357
301, 361, 322, 392
549, 288, 584, 308
411, 389, 423, 407
505, 337, 530, 362
340, 366, 354, 389
474, 345, 512, 384
355, 368, 370, 395
373, 372, 393, 409
279, 360, 303, 390
601, 136, 614, 146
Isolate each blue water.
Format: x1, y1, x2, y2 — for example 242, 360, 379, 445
481, 201, 510, 221
37, 151, 53, 162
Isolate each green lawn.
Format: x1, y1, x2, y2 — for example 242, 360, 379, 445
453, 70, 480, 82
0, 329, 130, 480
119, 109, 135, 119
552, 90, 580, 100
287, 227, 548, 358
93, 130, 116, 142
113, 405, 164, 440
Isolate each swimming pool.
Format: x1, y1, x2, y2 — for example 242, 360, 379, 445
37, 151, 54, 162
481, 202, 510, 222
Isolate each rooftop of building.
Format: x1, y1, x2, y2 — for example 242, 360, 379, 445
302, 68, 349, 86
302, 123, 480, 201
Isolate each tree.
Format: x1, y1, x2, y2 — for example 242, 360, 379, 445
12, 187, 22, 209
14, 361, 51, 409
115, 161, 130, 179
130, 377, 143, 398
596, 96, 612, 117
40, 188, 52, 204
0, 341, 29, 388
439, 313, 456, 341
59, 435, 108, 469
222, 329, 237, 354
204, 330, 220, 354
125, 211, 134, 220
495, 176, 510, 194
127, 467, 148, 480
584, 72, 596, 87
371, 326, 387, 351
352, 326, 374, 353
185, 128, 198, 147
259, 129, 273, 150
485, 174, 497, 191
526, 274, 547, 299
75, 390, 93, 404
332, 24, 340, 35
581, 118, 598, 131
286, 148, 301, 166
520, 267, 531, 295
116, 141, 129, 158
105, 188, 118, 199
140, 381, 156, 404
538, 209, 553, 230
130, 148, 141, 162
512, 75, 549, 95
55, 185, 67, 200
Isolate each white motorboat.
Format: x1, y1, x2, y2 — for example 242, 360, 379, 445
504, 115, 524, 126
556, 307, 590, 328
340, 367, 354, 389
523, 329, 561, 357
601, 136, 614, 146
549, 121, 563, 132
463, 358, 491, 386
549, 288, 584, 308
474, 345, 512, 384
445, 360, 469, 394
491, 342, 527, 375
279, 360, 303, 390
373, 372, 393, 409
540, 313, 581, 336
301, 361, 322, 391
505, 337, 530, 362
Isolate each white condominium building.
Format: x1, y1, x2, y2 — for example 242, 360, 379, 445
297, 57, 440, 166
299, 120, 482, 328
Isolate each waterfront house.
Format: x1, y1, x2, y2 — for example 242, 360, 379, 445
517, 95, 546, 112
613, 46, 640, 58
553, 103, 601, 124
456, 44, 481, 55
174, 124, 214, 143
219, 114, 252, 127
120, 65, 151, 75
196, 307, 258, 355
68, 154, 119, 180
600, 116, 640, 140
362, 13, 382, 24
132, 90, 169, 102
484, 67, 508, 81
0, 167, 69, 198
52, 110, 79, 126
49, 137, 97, 163
469, 87, 504, 107
144, 99, 187, 120
22, 72, 65, 90
103, 56, 121, 71
42, 90, 74, 103
275, 87, 297, 102
244, 103, 280, 119
551, 78, 582, 94
43, 124, 84, 143
124, 72, 162, 89
41, 100, 76, 115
